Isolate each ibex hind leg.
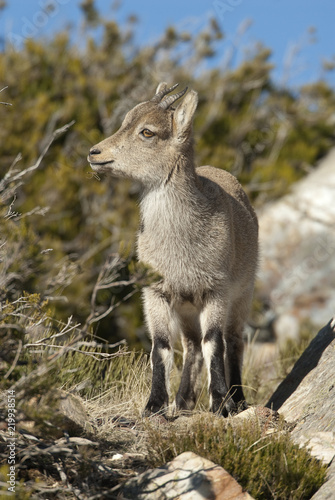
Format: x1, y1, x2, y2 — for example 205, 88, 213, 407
200, 301, 236, 416
224, 327, 247, 413
224, 291, 254, 414
175, 326, 203, 412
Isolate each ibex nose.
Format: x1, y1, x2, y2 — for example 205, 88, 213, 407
90, 147, 101, 155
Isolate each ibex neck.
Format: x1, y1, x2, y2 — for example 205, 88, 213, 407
142, 153, 199, 199
169, 154, 198, 185
139, 157, 208, 235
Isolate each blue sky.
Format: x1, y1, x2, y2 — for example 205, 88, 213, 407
1, 0, 334, 87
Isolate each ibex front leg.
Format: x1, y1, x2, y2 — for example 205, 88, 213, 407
143, 288, 174, 416
200, 299, 238, 416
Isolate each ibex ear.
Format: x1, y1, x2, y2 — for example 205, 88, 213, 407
156, 82, 168, 94
173, 90, 198, 142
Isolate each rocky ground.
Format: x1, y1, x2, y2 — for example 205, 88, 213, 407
1, 318, 334, 499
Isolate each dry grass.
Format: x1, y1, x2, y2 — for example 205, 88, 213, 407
0, 317, 328, 499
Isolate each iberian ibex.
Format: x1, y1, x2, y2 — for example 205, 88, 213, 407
88, 83, 258, 416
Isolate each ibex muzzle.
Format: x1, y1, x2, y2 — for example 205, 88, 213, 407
88, 83, 258, 417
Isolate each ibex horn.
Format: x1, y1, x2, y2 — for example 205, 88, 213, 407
151, 83, 188, 109
151, 83, 179, 103
158, 86, 188, 110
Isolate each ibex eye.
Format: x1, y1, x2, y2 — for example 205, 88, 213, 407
141, 129, 155, 138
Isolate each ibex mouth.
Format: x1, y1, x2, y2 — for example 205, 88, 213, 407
88, 154, 113, 165
88, 158, 114, 173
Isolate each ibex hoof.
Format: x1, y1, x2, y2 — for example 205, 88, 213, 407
213, 398, 248, 417
143, 399, 168, 418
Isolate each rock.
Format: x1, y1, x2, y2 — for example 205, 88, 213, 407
57, 390, 91, 435
121, 451, 254, 499
56, 436, 99, 447
232, 406, 280, 434
311, 463, 335, 500
295, 432, 335, 465
267, 318, 335, 498
257, 148, 335, 337
266, 318, 335, 426
24, 389, 92, 438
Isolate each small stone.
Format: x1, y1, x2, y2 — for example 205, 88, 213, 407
121, 451, 254, 499
233, 406, 280, 433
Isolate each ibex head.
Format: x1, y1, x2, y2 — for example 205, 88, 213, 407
87, 83, 198, 186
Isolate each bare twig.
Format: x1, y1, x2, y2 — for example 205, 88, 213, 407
4, 195, 20, 219
25, 340, 127, 360
4, 339, 23, 379
82, 253, 140, 331
27, 316, 81, 344
87, 288, 137, 326
0, 120, 75, 194
16, 206, 50, 220
0, 85, 12, 106
55, 462, 68, 483
0, 323, 25, 333
11, 120, 75, 183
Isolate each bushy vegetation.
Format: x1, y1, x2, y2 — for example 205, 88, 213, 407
1, 1, 335, 344
147, 413, 327, 499
0, 1, 333, 497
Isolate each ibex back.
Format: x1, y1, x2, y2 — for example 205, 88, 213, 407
88, 83, 258, 416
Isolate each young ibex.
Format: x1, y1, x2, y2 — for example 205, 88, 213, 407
88, 83, 258, 416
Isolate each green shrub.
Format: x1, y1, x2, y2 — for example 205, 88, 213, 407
147, 413, 327, 500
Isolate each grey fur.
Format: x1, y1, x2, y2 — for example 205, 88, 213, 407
88, 83, 258, 416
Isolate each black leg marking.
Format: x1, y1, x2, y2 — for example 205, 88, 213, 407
203, 327, 232, 415
225, 327, 247, 413
175, 362, 196, 411
175, 341, 203, 411
144, 337, 170, 416
229, 358, 247, 408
